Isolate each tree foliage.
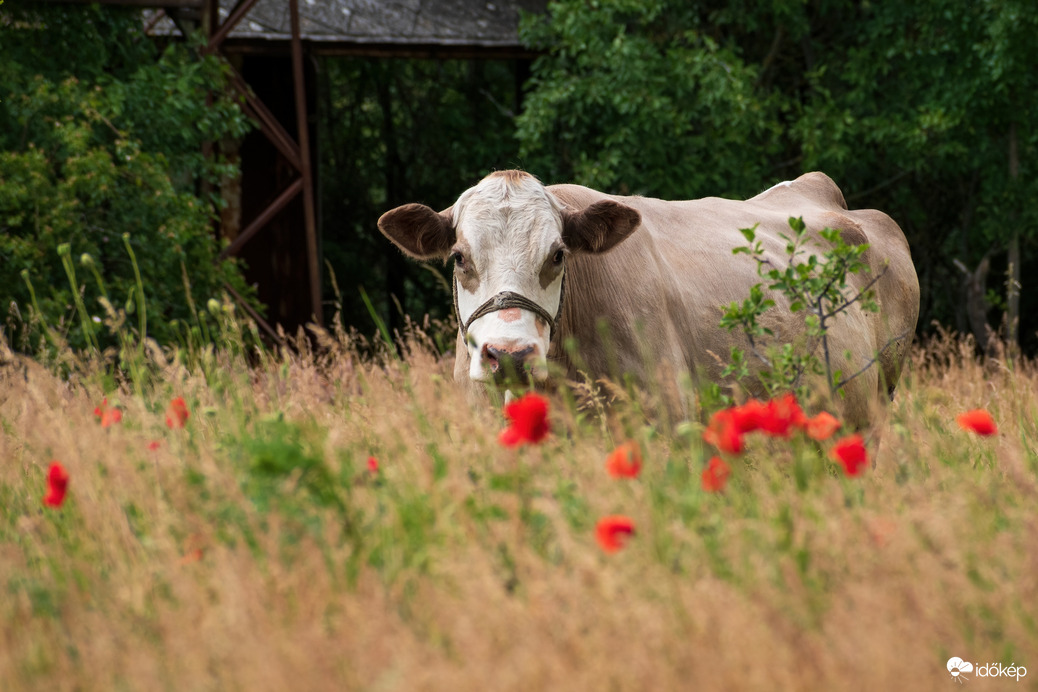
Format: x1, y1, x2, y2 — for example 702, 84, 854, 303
518, 0, 781, 198
0, 4, 254, 353
518, 0, 1038, 352
3, 2, 1035, 355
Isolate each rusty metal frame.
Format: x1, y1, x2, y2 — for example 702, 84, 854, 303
218, 177, 303, 260
289, 0, 321, 327
200, 0, 323, 334
228, 68, 303, 171
206, 0, 257, 51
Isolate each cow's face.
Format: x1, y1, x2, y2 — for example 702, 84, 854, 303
378, 171, 640, 384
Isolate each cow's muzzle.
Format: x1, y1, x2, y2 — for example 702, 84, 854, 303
481, 343, 537, 384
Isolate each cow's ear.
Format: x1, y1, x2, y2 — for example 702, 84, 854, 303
378, 203, 455, 260
561, 200, 641, 254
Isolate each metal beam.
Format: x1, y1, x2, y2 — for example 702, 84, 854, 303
202, 1, 320, 332
222, 281, 285, 348
39, 0, 203, 6
205, 0, 263, 53
290, 0, 322, 326
142, 8, 167, 33
240, 42, 541, 61
227, 68, 303, 172
217, 177, 303, 261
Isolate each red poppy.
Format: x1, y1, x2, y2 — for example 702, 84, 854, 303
830, 434, 868, 476
367, 456, 380, 473
701, 456, 731, 492
759, 392, 807, 438
595, 515, 635, 554
94, 398, 123, 428
734, 398, 770, 433
805, 411, 842, 441
956, 409, 997, 436
165, 397, 190, 429
147, 441, 161, 451
179, 548, 204, 565
179, 534, 205, 564
702, 409, 744, 455
43, 462, 69, 508
604, 441, 642, 478
498, 392, 550, 447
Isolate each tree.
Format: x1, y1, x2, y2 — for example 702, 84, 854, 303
517, 0, 1038, 353
517, 0, 782, 200
0, 4, 254, 353
792, 0, 1038, 355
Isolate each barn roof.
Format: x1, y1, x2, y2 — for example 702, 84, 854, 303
147, 0, 547, 53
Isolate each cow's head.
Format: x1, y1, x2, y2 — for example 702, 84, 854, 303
378, 171, 640, 384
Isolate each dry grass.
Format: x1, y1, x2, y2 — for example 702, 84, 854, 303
1, 329, 1036, 691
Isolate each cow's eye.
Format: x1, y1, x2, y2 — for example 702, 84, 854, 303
451, 251, 466, 270
552, 249, 565, 265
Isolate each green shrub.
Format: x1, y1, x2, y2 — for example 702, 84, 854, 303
720, 217, 880, 402
0, 5, 255, 354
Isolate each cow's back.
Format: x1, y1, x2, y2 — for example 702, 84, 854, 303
548, 173, 919, 422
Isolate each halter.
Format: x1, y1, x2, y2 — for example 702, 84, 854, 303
453, 273, 567, 344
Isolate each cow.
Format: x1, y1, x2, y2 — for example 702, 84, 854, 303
377, 170, 920, 425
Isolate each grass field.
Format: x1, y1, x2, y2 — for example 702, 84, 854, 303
1, 325, 1036, 691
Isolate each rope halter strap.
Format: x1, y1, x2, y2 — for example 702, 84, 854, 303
454, 274, 566, 345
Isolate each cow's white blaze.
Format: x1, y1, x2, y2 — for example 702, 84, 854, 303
451, 173, 566, 381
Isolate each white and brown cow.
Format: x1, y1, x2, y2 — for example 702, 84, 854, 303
378, 170, 919, 424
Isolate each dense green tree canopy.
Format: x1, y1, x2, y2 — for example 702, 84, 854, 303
1, 1, 1035, 355
517, 0, 1038, 352
517, 1, 781, 198
0, 4, 252, 353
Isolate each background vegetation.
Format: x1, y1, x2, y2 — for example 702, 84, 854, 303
317, 0, 1038, 353
0, 5, 253, 354
316, 57, 523, 340
5, 1, 1034, 355
516, 0, 1038, 354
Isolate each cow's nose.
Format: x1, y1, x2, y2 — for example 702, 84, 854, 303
482, 344, 536, 381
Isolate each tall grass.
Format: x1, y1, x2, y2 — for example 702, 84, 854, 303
0, 318, 1036, 691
